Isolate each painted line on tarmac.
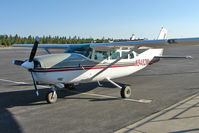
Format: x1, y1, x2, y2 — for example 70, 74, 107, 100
69, 90, 152, 103
0, 78, 28, 85
0, 78, 152, 104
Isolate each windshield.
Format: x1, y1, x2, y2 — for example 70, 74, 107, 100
65, 44, 91, 57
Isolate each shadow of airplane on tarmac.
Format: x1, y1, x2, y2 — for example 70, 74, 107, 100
5, 81, 127, 107
1, 80, 198, 133
0, 81, 129, 133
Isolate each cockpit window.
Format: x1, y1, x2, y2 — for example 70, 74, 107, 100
86, 48, 92, 59
110, 51, 120, 59
95, 51, 108, 60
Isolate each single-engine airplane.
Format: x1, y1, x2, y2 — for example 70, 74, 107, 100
12, 28, 199, 103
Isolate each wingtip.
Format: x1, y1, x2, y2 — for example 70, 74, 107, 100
186, 56, 192, 59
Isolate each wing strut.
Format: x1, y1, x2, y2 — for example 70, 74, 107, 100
90, 46, 138, 80
106, 78, 122, 89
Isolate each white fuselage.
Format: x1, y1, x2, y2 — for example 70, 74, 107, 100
32, 49, 163, 85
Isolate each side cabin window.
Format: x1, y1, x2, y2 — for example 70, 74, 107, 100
91, 48, 137, 61
122, 50, 136, 60
112, 50, 135, 60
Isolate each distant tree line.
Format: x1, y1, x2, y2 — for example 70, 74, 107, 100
0, 34, 133, 47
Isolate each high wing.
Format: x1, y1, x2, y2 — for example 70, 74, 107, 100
167, 37, 199, 46
12, 37, 199, 50
91, 37, 199, 50
12, 44, 71, 54
12, 44, 70, 48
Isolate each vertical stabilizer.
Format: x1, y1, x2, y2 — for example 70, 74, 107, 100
158, 27, 167, 39
130, 34, 135, 40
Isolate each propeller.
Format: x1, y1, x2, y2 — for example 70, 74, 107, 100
12, 60, 24, 66
29, 36, 39, 62
13, 37, 40, 96
25, 36, 40, 96
29, 36, 40, 96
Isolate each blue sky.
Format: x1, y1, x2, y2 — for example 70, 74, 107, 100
0, 0, 199, 39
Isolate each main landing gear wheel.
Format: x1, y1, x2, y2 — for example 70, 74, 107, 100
106, 78, 132, 99
46, 91, 57, 104
120, 86, 131, 98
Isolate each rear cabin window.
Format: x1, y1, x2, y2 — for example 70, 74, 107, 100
122, 51, 135, 59
130, 53, 134, 59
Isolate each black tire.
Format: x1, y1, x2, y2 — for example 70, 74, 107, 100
46, 91, 57, 104
120, 86, 131, 98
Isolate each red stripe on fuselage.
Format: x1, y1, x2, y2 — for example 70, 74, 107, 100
32, 59, 150, 73
32, 64, 137, 73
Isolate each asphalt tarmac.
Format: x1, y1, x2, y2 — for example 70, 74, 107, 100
0, 45, 199, 133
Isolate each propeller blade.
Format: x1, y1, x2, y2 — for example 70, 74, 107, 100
30, 71, 39, 96
29, 36, 39, 62
12, 60, 24, 66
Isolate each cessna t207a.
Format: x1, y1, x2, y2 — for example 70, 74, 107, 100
12, 28, 199, 103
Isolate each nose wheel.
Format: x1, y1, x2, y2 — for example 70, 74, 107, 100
46, 91, 57, 104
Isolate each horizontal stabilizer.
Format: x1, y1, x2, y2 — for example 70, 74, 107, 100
155, 56, 192, 59
150, 55, 192, 65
